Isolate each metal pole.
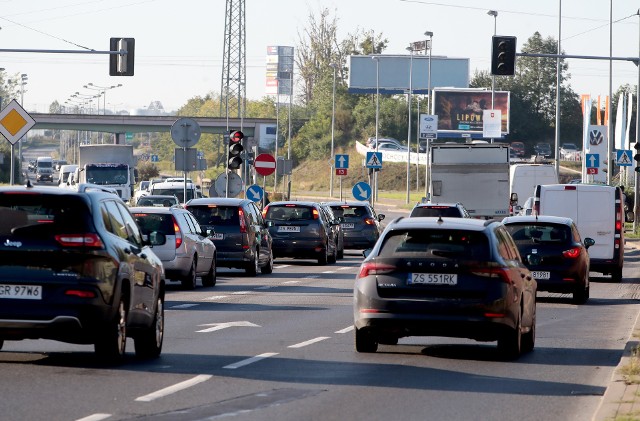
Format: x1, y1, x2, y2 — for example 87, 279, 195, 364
287, 71, 292, 200
555, 0, 562, 177
406, 46, 413, 205
373, 56, 380, 204
634, 9, 640, 233
416, 97, 420, 191
274, 94, 279, 193
425, 32, 433, 199
487, 11, 497, 144
608, 0, 613, 185
330, 63, 337, 198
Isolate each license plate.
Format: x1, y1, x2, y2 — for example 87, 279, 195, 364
341, 223, 355, 229
0, 284, 43, 300
408, 273, 457, 286
210, 233, 224, 240
278, 226, 300, 232
531, 271, 551, 280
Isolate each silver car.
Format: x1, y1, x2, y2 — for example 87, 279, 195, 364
131, 206, 217, 289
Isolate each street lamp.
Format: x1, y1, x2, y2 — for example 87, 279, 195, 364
329, 63, 338, 198
424, 31, 433, 199
372, 55, 380, 203
84, 83, 122, 115
405, 45, 414, 204
487, 10, 498, 113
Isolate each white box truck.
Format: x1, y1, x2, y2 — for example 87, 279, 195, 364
429, 143, 510, 219
533, 183, 625, 281
509, 164, 558, 214
72, 145, 137, 201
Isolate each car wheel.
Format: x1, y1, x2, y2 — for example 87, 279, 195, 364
355, 327, 378, 353
95, 298, 127, 363
497, 310, 522, 360
572, 283, 589, 305
134, 296, 164, 359
337, 241, 344, 259
521, 307, 536, 353
260, 249, 274, 275
328, 241, 337, 264
181, 259, 197, 289
318, 245, 328, 265
202, 257, 217, 287
612, 266, 623, 283
245, 248, 259, 276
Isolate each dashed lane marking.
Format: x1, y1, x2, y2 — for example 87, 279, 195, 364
288, 337, 330, 348
135, 375, 212, 402
223, 353, 279, 369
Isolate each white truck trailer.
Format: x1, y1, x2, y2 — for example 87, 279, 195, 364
73, 145, 137, 201
428, 143, 510, 219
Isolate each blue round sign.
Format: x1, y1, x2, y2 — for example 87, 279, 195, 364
352, 181, 371, 201
246, 184, 263, 202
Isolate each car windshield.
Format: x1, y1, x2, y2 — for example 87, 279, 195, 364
329, 205, 370, 220
265, 205, 315, 221
137, 197, 177, 207
410, 207, 462, 217
504, 223, 571, 244
377, 229, 489, 261
152, 188, 195, 202
86, 164, 129, 185
189, 205, 240, 226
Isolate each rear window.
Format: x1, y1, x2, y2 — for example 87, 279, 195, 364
329, 205, 371, 220
265, 205, 315, 221
378, 229, 489, 261
188, 205, 240, 226
0, 194, 92, 236
137, 197, 177, 207
410, 206, 462, 217
504, 223, 571, 244
132, 213, 175, 235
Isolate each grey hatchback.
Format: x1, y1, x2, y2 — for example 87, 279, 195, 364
325, 201, 384, 250
185, 198, 274, 276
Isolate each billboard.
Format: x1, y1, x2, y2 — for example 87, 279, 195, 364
432, 88, 510, 137
266, 46, 294, 97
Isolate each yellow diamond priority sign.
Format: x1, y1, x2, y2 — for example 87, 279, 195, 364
0, 99, 36, 145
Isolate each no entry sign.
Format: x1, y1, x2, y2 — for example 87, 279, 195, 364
254, 153, 276, 176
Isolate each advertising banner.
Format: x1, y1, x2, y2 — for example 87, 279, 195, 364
432, 89, 510, 137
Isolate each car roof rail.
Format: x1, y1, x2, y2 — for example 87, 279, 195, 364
77, 183, 119, 195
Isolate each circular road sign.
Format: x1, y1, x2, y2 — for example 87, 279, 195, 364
254, 153, 276, 176
214, 172, 243, 198
170, 117, 201, 148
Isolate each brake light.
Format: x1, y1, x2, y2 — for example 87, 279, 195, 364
262, 205, 269, 219
562, 247, 581, 259
55, 233, 104, 248
357, 262, 396, 278
364, 217, 376, 225
471, 267, 512, 284
312, 209, 319, 219
172, 215, 183, 249
564, 185, 577, 190
239, 207, 247, 233
65, 290, 97, 298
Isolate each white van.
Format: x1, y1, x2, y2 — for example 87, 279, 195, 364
533, 183, 625, 281
149, 181, 199, 204
57, 164, 78, 187
509, 164, 558, 213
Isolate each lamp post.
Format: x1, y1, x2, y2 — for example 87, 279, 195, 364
424, 31, 433, 199
406, 45, 414, 204
634, 8, 640, 233
329, 63, 338, 198
84, 83, 123, 115
487, 10, 498, 143
18, 73, 27, 178
372, 55, 380, 204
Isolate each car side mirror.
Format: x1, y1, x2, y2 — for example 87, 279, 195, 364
510, 192, 518, 205
149, 231, 167, 246
378, 214, 385, 222
584, 237, 595, 249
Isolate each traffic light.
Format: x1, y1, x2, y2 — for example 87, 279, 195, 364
109, 38, 135, 76
491, 36, 517, 76
227, 130, 244, 170
634, 142, 640, 173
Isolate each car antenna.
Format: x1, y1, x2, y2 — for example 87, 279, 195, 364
437, 216, 444, 224
25, 179, 33, 188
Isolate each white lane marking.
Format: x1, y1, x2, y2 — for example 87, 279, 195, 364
196, 321, 260, 333
338, 267, 353, 271
288, 337, 330, 348
232, 291, 250, 295
304, 275, 320, 279
74, 414, 112, 421
203, 295, 228, 300
254, 285, 273, 290
135, 375, 212, 402
169, 303, 198, 309
283, 281, 299, 285
335, 326, 354, 334
223, 352, 279, 369
275, 264, 291, 268
322, 270, 337, 274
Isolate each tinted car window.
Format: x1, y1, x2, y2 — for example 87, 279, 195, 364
116, 202, 144, 246
377, 229, 490, 261
104, 200, 129, 240
133, 212, 175, 236
265, 205, 315, 221
0, 195, 92, 236
189, 205, 240, 226
411, 207, 464, 217
504, 223, 572, 244
329, 205, 370, 220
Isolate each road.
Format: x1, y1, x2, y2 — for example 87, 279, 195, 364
1, 204, 639, 421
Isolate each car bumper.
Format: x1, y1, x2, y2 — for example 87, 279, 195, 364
271, 238, 325, 259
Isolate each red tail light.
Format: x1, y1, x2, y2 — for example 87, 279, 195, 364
172, 215, 183, 249
262, 205, 269, 219
615, 220, 622, 231
357, 262, 396, 278
239, 207, 247, 233
562, 247, 581, 259
471, 267, 513, 284
312, 209, 319, 219
364, 217, 376, 225
65, 290, 97, 298
55, 233, 104, 248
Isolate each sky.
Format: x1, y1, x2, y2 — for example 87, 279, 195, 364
1, 0, 639, 114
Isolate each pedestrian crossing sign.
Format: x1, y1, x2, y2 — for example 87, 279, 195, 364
366, 152, 382, 169
616, 149, 632, 166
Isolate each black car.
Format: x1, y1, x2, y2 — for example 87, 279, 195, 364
0, 183, 166, 362
185, 197, 273, 275
503, 215, 594, 304
410, 201, 470, 218
325, 201, 384, 250
354, 217, 537, 359
534, 142, 553, 157
320, 202, 345, 259
263, 201, 339, 265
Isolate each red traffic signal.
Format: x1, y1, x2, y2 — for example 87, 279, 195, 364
230, 130, 244, 143
228, 130, 245, 170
